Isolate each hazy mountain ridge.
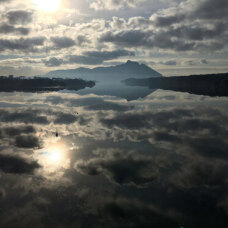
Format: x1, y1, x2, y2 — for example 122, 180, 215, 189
45, 60, 162, 81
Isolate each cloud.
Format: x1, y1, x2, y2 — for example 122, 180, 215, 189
153, 14, 185, 27
0, 109, 49, 124
99, 29, 196, 51
0, 37, 46, 53
6, 10, 33, 25
103, 199, 178, 227
96, 0, 228, 54
100, 20, 227, 51
193, 0, 228, 19
66, 49, 135, 65
0, 154, 40, 174
0, 0, 12, 3
0, 23, 30, 35
201, 59, 208, 64
190, 137, 228, 160
45, 95, 133, 112
85, 101, 133, 111
50, 37, 76, 49
3, 125, 35, 137
171, 159, 228, 189
43, 57, 63, 67
75, 35, 90, 45
44, 49, 135, 66
159, 60, 177, 66
90, 0, 148, 10
54, 113, 78, 125
14, 135, 40, 149
101, 112, 152, 129
75, 148, 168, 187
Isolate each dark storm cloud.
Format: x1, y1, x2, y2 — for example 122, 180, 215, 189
0, 37, 46, 52
14, 135, 40, 149
0, 109, 49, 124
0, 154, 40, 174
0, 23, 30, 35
50, 36, 76, 49
6, 10, 33, 25
44, 50, 135, 66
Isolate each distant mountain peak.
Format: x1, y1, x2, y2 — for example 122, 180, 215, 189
45, 60, 162, 81
125, 60, 139, 65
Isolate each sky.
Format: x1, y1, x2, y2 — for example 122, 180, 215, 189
0, 0, 228, 76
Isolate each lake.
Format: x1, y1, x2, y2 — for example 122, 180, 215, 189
0, 82, 227, 227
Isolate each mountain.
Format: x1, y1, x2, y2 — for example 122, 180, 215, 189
45, 60, 162, 81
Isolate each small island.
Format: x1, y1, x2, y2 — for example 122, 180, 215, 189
0, 75, 95, 92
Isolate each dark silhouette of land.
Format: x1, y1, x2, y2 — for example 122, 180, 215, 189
123, 73, 228, 97
45, 60, 162, 81
0, 77, 95, 92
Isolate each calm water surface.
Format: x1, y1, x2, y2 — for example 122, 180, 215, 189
0, 84, 227, 227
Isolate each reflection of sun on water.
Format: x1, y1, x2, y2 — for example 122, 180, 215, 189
48, 147, 62, 163
36, 138, 72, 179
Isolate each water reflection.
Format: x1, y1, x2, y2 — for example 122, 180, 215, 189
0, 88, 227, 227
75, 81, 155, 101
36, 138, 72, 179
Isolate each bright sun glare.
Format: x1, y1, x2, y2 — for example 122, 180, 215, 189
34, 0, 61, 12
49, 147, 61, 162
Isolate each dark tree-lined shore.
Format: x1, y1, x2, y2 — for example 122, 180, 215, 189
0, 77, 95, 92
124, 73, 228, 97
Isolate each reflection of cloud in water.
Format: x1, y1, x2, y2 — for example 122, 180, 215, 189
0, 90, 228, 227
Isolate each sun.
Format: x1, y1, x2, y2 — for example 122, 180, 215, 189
34, 0, 61, 13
